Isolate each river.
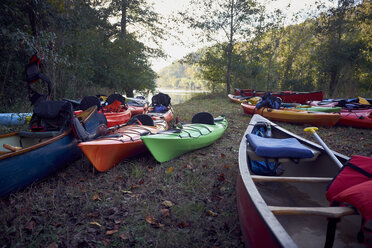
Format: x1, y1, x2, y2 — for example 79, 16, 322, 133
143, 88, 210, 105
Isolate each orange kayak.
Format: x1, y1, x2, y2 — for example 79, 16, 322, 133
78, 121, 167, 172
241, 102, 341, 126
147, 107, 174, 123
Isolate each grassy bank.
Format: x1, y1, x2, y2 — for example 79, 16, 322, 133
1, 95, 371, 248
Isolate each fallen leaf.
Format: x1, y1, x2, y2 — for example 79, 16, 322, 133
121, 190, 132, 194
177, 222, 190, 228
225, 165, 231, 169
78, 177, 86, 182
161, 200, 174, 207
106, 230, 118, 235
116, 176, 123, 181
218, 173, 225, 181
92, 193, 102, 201
146, 214, 164, 228
119, 233, 129, 240
207, 210, 218, 217
146, 214, 157, 225
24, 220, 36, 230
184, 164, 193, 169
160, 208, 170, 218
101, 239, 109, 246
130, 185, 139, 190
47, 242, 58, 248
220, 153, 226, 158
90, 222, 102, 227
166, 166, 173, 174
138, 178, 144, 185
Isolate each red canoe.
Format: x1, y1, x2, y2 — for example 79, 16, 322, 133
238, 114, 361, 248
234, 88, 323, 104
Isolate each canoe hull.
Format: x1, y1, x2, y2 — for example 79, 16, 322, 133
241, 103, 340, 126
234, 89, 323, 104
0, 130, 81, 197
237, 114, 362, 248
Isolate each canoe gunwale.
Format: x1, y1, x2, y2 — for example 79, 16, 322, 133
0, 130, 72, 160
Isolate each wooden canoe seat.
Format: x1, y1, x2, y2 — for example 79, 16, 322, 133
251, 175, 333, 183
246, 144, 321, 163
269, 206, 357, 219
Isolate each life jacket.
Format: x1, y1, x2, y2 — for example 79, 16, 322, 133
24, 54, 52, 105
326, 155, 372, 247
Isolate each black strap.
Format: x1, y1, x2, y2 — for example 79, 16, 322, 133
324, 218, 340, 248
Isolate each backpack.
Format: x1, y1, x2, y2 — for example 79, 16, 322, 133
255, 93, 282, 110
151, 93, 171, 107
24, 54, 52, 105
29, 100, 74, 132
246, 122, 284, 176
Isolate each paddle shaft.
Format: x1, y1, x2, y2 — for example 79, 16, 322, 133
311, 132, 344, 168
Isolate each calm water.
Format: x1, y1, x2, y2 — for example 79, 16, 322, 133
145, 88, 210, 105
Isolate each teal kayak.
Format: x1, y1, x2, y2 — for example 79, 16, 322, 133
141, 113, 228, 162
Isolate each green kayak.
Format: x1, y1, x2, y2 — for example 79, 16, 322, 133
141, 112, 228, 163
295, 105, 341, 113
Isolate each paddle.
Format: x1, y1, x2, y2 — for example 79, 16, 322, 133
304, 127, 344, 168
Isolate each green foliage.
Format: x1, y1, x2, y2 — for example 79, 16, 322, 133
0, 0, 161, 112
176, 0, 371, 98
157, 62, 207, 90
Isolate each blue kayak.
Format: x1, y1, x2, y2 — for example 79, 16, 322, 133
0, 113, 32, 126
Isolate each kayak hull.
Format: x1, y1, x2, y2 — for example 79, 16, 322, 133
141, 117, 228, 162
78, 123, 167, 172
241, 103, 340, 126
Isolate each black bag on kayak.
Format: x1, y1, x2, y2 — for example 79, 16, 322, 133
255, 93, 282, 110
29, 100, 74, 132
151, 93, 171, 107
24, 54, 52, 105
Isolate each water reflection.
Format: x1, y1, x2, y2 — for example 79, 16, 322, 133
144, 88, 210, 105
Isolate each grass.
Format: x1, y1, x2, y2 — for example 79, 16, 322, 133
1, 94, 371, 248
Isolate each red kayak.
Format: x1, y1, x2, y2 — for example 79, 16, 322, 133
234, 88, 323, 104
338, 110, 372, 129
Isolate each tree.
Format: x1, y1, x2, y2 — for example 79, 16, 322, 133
178, 0, 262, 93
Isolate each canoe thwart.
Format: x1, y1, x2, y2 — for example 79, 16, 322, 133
3, 144, 22, 152
268, 206, 357, 218
251, 175, 333, 183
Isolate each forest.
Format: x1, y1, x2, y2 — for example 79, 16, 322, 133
0, 0, 371, 112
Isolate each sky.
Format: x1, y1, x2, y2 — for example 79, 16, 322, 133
148, 0, 328, 72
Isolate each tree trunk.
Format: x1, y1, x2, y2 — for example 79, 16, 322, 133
226, 0, 234, 94
121, 0, 128, 41
329, 66, 339, 97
